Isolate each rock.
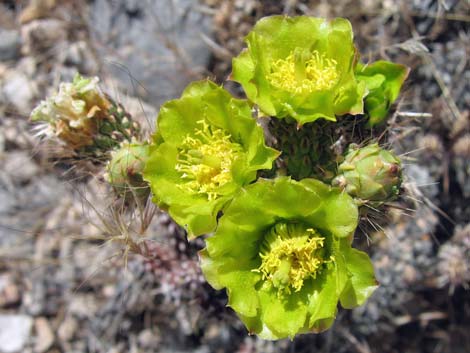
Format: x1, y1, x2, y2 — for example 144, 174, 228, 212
89, 0, 213, 107
0, 131, 5, 156
69, 294, 99, 318
3, 151, 39, 184
0, 275, 20, 308
34, 318, 54, 353
0, 29, 21, 61
21, 19, 66, 55
63, 41, 99, 74
138, 329, 160, 349
57, 316, 77, 343
19, 0, 57, 24
0, 174, 65, 261
0, 315, 33, 353
1, 71, 36, 114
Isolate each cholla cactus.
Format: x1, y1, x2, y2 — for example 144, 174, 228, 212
268, 117, 354, 181
200, 177, 377, 339
29, 15, 411, 341
232, 16, 365, 125
31, 74, 140, 161
332, 143, 402, 205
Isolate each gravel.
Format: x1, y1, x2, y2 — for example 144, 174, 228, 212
0, 29, 21, 62
0, 315, 33, 353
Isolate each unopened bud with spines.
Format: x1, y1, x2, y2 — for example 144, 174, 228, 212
106, 142, 150, 204
332, 143, 402, 204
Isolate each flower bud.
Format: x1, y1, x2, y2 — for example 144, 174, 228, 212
106, 142, 150, 204
333, 143, 402, 203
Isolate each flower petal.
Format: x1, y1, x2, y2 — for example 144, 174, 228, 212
339, 246, 378, 308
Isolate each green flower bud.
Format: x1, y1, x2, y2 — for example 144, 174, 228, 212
333, 143, 402, 203
200, 177, 377, 340
231, 16, 365, 125
355, 61, 409, 126
143, 80, 279, 238
106, 142, 150, 203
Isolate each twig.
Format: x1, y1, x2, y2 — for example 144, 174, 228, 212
339, 328, 372, 353
396, 111, 433, 118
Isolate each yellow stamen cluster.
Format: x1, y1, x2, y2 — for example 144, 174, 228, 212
175, 120, 242, 200
267, 50, 339, 94
258, 223, 330, 295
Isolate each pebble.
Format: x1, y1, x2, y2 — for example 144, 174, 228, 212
69, 294, 99, 318
138, 329, 160, 349
20, 19, 66, 55
0, 275, 20, 308
1, 71, 36, 114
0, 29, 21, 61
57, 316, 78, 343
3, 151, 39, 184
0, 315, 33, 353
63, 41, 99, 74
34, 317, 54, 353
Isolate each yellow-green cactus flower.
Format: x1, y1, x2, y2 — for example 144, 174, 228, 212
355, 61, 409, 126
200, 177, 377, 339
143, 80, 279, 238
232, 16, 365, 125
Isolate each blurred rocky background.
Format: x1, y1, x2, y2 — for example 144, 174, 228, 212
0, 0, 468, 352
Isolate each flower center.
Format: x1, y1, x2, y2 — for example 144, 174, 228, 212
267, 49, 339, 94
258, 223, 330, 295
175, 120, 242, 200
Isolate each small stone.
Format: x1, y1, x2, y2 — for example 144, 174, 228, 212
138, 329, 160, 349
0, 29, 21, 61
0, 275, 20, 308
3, 151, 39, 184
57, 316, 77, 343
21, 19, 66, 55
0, 315, 33, 353
0, 132, 5, 155
2, 71, 36, 114
63, 41, 98, 74
34, 317, 54, 353
68, 294, 99, 318
19, 0, 57, 24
